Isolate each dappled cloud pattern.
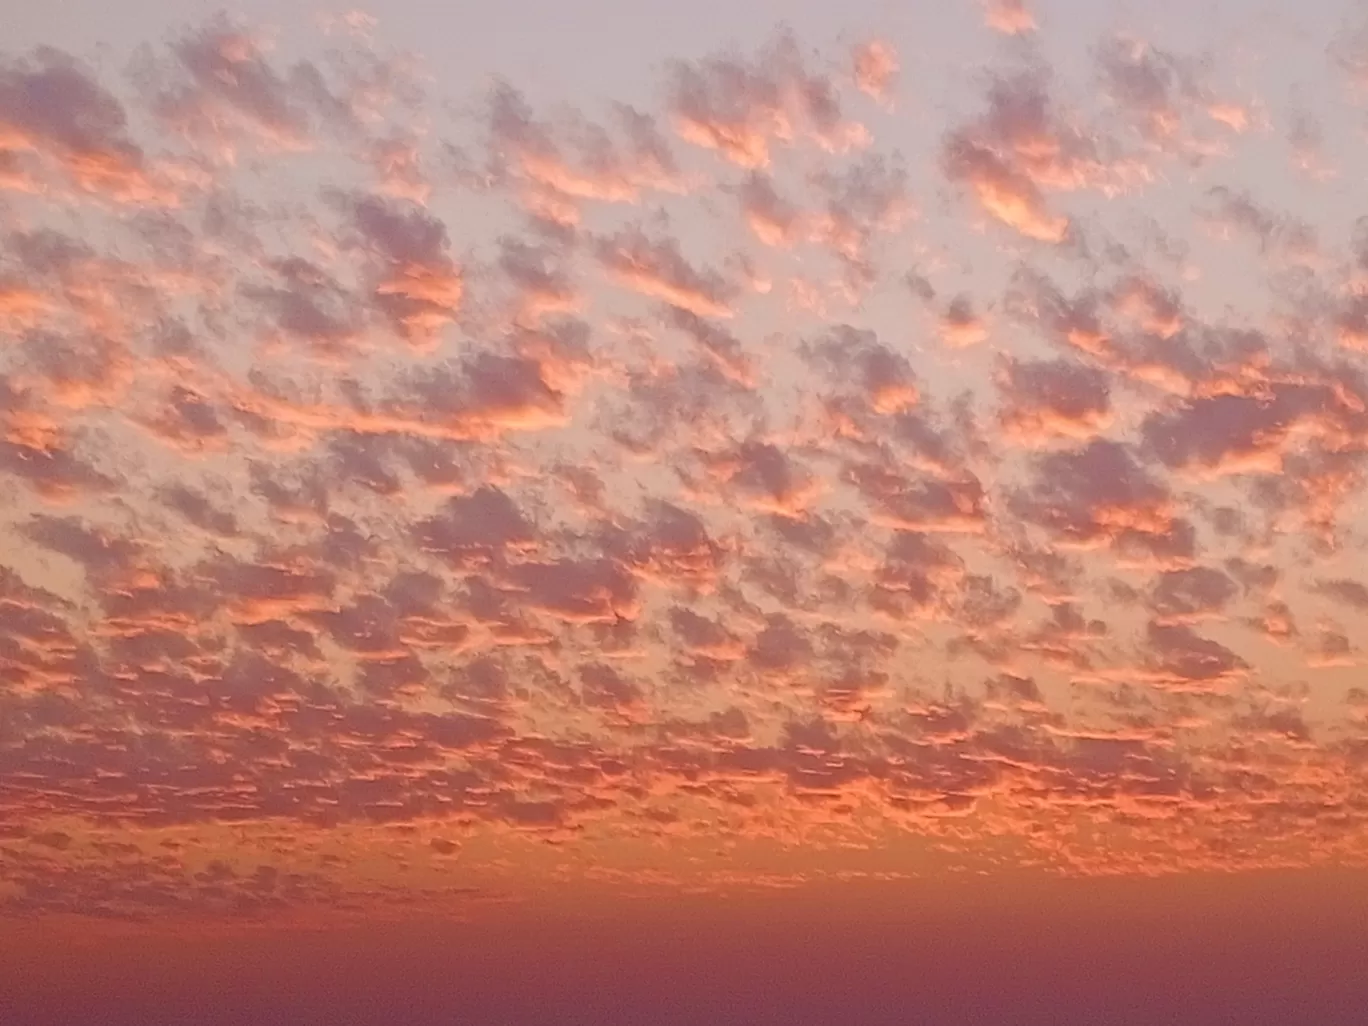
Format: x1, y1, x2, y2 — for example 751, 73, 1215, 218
5, 6, 1368, 923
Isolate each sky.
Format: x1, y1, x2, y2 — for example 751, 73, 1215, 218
4, 0, 1368, 1022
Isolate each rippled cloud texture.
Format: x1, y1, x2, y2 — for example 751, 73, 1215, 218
4, 0, 1368, 936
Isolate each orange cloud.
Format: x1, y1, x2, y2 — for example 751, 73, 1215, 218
852, 40, 899, 103
943, 136, 1070, 242
5, 13, 1368, 926
0, 49, 179, 204
595, 229, 735, 318
668, 31, 869, 169
984, 0, 1037, 35
997, 358, 1112, 444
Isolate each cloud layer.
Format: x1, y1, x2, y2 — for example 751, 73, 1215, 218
4, 6, 1368, 921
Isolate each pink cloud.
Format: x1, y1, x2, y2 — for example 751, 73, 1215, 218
943, 135, 1070, 242
984, 0, 1037, 35
595, 228, 735, 318
6, 12, 1368, 922
851, 40, 898, 103
667, 31, 869, 169
0, 48, 178, 203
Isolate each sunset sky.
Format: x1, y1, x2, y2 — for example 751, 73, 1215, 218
5, 0, 1368, 1022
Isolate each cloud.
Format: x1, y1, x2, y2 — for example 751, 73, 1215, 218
666, 30, 868, 168
984, 0, 1037, 34
1315, 578, 1368, 611
6, 11, 1368, 919
869, 530, 965, 618
808, 154, 910, 282
847, 460, 989, 534
0, 47, 178, 203
1012, 439, 1178, 550
1143, 620, 1248, 687
497, 238, 582, 325
0, 279, 56, 331
1202, 186, 1319, 262
804, 325, 920, 414
413, 486, 536, 569
486, 83, 686, 225
595, 228, 735, 318
940, 294, 990, 348
942, 135, 1069, 242
131, 13, 377, 159
0, 381, 119, 500
241, 256, 365, 359
697, 440, 823, 518
939, 65, 1150, 243
1148, 566, 1238, 622
344, 192, 464, 345
851, 40, 898, 103
501, 557, 640, 624
738, 172, 804, 247
1330, 14, 1368, 89
1140, 385, 1347, 477
997, 358, 1112, 443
